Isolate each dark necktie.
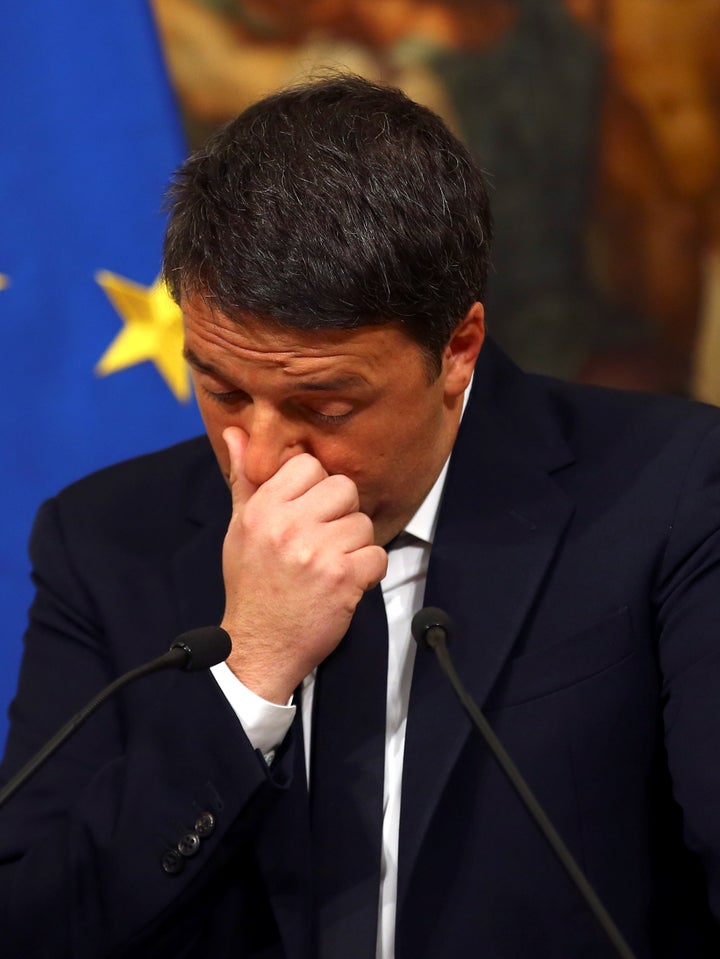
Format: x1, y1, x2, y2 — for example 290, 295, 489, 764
310, 582, 389, 959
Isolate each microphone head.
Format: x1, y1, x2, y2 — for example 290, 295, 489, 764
170, 626, 232, 671
411, 607, 454, 649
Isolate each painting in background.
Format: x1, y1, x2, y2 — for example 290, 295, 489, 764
152, 0, 720, 399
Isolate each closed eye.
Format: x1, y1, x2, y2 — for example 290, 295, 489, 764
312, 409, 353, 425
205, 387, 245, 406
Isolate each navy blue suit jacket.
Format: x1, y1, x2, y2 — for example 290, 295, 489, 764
2, 340, 720, 957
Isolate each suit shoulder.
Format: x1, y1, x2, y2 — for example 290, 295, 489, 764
57, 435, 216, 504
39, 436, 226, 553
475, 340, 720, 465
532, 376, 720, 454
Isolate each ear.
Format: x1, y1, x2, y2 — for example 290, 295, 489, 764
442, 302, 485, 397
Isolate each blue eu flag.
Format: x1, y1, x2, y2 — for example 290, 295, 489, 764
0, 3, 202, 748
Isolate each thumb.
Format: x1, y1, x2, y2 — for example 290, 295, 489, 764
223, 426, 257, 512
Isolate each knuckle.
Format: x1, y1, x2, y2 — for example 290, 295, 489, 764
239, 500, 262, 534
291, 538, 318, 568
328, 472, 357, 495
335, 475, 360, 509
267, 519, 297, 551
344, 510, 374, 546
356, 512, 374, 540
289, 452, 325, 479
328, 560, 350, 586
363, 547, 388, 588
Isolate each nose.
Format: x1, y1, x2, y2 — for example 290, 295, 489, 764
242, 403, 307, 486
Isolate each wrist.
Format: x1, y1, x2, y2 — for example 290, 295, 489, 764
224, 642, 302, 705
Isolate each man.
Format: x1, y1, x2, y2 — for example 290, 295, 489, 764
2, 74, 720, 958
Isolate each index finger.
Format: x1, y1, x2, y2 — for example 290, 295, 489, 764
223, 426, 257, 513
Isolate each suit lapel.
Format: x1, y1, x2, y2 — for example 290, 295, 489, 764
398, 341, 575, 903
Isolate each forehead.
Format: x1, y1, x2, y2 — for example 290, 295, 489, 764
181, 297, 422, 379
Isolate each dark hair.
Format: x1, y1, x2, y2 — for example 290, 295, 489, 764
163, 74, 493, 372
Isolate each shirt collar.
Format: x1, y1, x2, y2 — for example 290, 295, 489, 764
402, 374, 473, 547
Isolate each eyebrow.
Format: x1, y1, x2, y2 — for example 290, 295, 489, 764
183, 347, 220, 376
183, 346, 367, 393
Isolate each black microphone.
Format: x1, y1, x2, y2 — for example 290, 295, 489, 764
169, 626, 232, 671
0, 626, 231, 812
411, 607, 638, 959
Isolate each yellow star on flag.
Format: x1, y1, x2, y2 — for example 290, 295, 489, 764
0, 274, 9, 291
95, 270, 191, 402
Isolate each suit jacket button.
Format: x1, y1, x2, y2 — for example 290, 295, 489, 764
178, 831, 201, 857
161, 848, 185, 875
195, 812, 216, 838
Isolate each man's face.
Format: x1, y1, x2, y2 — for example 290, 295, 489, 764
183, 297, 483, 545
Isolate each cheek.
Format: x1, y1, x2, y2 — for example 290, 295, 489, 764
334, 442, 398, 499
309, 431, 383, 493
314, 442, 364, 481
339, 417, 418, 480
